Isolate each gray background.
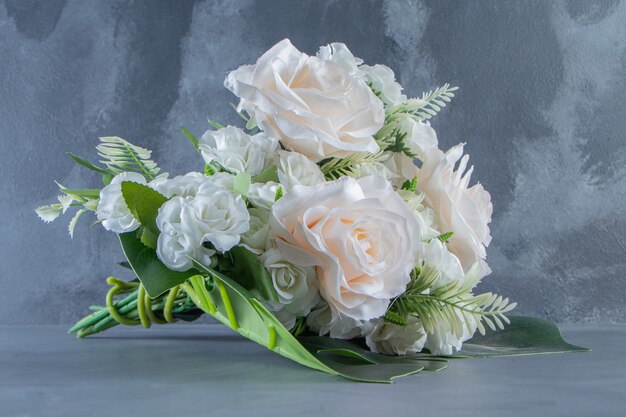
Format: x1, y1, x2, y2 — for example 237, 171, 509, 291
1, 0, 624, 324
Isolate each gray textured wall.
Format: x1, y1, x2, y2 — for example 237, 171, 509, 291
1, 0, 625, 324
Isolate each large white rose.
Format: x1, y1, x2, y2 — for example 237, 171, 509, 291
96, 172, 146, 233
156, 182, 250, 271
363, 317, 427, 355
225, 39, 384, 160
417, 144, 493, 277
270, 175, 422, 323
199, 126, 278, 176
277, 151, 325, 189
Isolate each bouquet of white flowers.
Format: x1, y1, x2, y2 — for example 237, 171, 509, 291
37, 39, 586, 382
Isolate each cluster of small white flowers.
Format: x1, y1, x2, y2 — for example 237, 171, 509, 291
89, 39, 496, 357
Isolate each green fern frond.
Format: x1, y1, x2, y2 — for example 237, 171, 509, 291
389, 264, 516, 340
96, 137, 160, 180
319, 151, 386, 180
384, 84, 458, 125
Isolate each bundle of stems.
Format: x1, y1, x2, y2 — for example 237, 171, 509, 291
68, 277, 202, 338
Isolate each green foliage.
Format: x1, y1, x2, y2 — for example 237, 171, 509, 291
181, 127, 199, 150
274, 185, 284, 202
233, 172, 252, 197
385, 130, 416, 157
207, 118, 225, 130
453, 316, 590, 357
204, 163, 216, 176
436, 231, 454, 243
401, 176, 418, 192
66, 152, 109, 175
220, 246, 279, 303
383, 310, 409, 326
252, 165, 279, 184
120, 181, 168, 243
389, 265, 517, 339
96, 136, 160, 180
387, 84, 458, 123
319, 151, 386, 181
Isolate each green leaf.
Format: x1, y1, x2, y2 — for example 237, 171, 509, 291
60, 188, 102, 199
181, 127, 199, 149
120, 181, 168, 240
119, 232, 199, 297
453, 316, 590, 358
226, 246, 278, 303
66, 152, 109, 174
251, 165, 279, 183
233, 172, 251, 197
436, 231, 454, 243
189, 260, 436, 383
207, 119, 224, 130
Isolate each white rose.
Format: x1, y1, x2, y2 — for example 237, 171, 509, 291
317, 42, 363, 76
261, 248, 318, 318
96, 172, 146, 233
417, 144, 493, 276
156, 183, 250, 271
199, 126, 278, 175
155, 197, 214, 271
241, 208, 271, 254
420, 239, 465, 286
225, 39, 384, 160
270, 175, 422, 322
396, 118, 438, 158
396, 189, 439, 241
383, 152, 420, 188
277, 151, 325, 189
150, 172, 210, 198
360, 64, 406, 106
248, 181, 281, 210
306, 301, 364, 339
363, 317, 427, 355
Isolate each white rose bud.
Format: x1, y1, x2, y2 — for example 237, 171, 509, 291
199, 126, 278, 176
360, 64, 406, 106
277, 151, 325, 189
363, 317, 427, 355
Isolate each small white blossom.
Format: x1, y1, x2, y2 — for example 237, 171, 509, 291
363, 317, 427, 355
277, 151, 325, 189
199, 126, 278, 176
248, 181, 281, 210
96, 172, 146, 233
360, 64, 406, 106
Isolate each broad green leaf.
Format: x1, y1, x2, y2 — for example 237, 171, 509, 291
300, 336, 448, 372
189, 260, 432, 383
453, 316, 590, 358
181, 126, 199, 149
251, 165, 279, 184
233, 172, 251, 196
120, 181, 167, 239
67, 152, 109, 174
119, 232, 198, 297
225, 246, 278, 303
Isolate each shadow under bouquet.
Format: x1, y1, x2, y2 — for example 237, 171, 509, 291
37, 39, 587, 383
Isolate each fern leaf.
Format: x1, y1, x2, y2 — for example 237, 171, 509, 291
96, 137, 160, 180
319, 151, 385, 180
